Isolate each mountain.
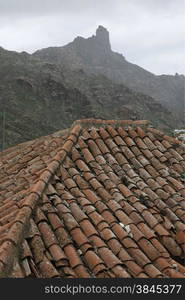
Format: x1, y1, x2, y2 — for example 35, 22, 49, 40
34, 25, 185, 120
0, 26, 183, 150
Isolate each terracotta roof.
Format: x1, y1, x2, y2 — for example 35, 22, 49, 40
0, 119, 185, 278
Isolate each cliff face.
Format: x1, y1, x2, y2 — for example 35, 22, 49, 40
0, 26, 183, 149
34, 26, 184, 120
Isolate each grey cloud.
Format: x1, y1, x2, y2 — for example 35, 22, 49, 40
0, 0, 184, 75
0, 0, 116, 16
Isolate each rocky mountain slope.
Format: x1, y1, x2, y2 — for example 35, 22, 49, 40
34, 26, 184, 119
0, 26, 183, 150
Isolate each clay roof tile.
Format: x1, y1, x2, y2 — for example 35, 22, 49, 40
49, 244, 68, 263
80, 219, 99, 237
106, 126, 119, 137
84, 250, 104, 270
63, 244, 82, 268
38, 256, 59, 278
1, 119, 185, 278
70, 228, 89, 248
38, 222, 57, 248
89, 235, 107, 249
47, 213, 63, 231
55, 227, 71, 248
144, 263, 162, 278
98, 247, 123, 268
73, 264, 91, 278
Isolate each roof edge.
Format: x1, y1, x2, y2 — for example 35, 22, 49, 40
0, 124, 82, 277
148, 127, 185, 147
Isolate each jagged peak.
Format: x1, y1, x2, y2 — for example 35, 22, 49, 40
71, 25, 111, 51
96, 25, 109, 36
95, 25, 111, 50
74, 36, 85, 41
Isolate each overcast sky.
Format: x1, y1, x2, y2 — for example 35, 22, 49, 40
0, 0, 184, 75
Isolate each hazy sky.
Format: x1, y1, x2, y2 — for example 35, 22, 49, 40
0, 0, 184, 75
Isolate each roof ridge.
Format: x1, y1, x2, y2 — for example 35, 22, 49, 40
72, 118, 150, 128
0, 119, 149, 157
0, 124, 82, 277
